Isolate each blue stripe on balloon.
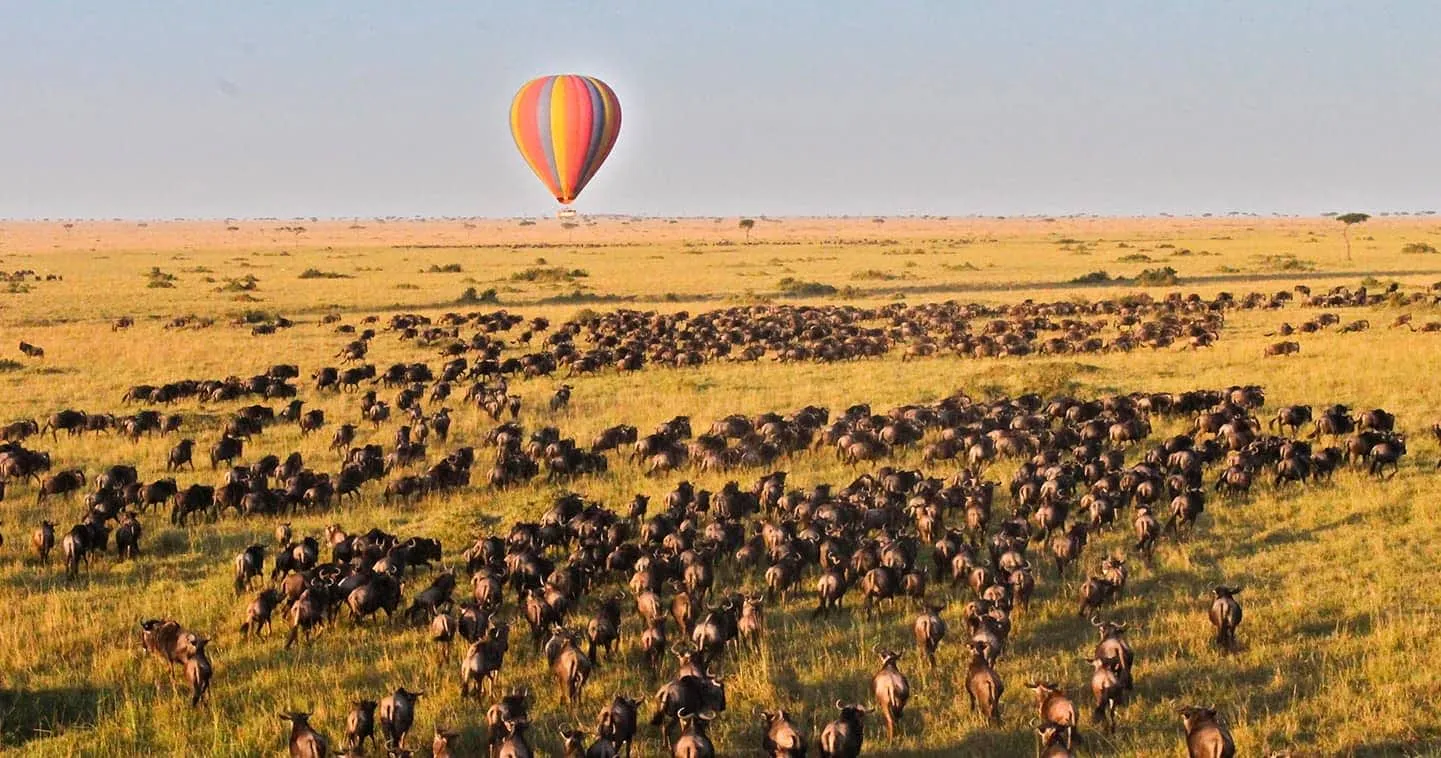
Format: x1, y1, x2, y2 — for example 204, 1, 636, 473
534, 77, 560, 192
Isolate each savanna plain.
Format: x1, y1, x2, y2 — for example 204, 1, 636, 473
1, 215, 1440, 757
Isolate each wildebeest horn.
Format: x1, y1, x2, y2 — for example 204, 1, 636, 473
834, 699, 845, 710
1089, 614, 1101, 626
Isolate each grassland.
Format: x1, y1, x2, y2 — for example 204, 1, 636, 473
1, 215, 1440, 756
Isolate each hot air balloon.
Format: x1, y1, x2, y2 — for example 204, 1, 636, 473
509, 74, 622, 205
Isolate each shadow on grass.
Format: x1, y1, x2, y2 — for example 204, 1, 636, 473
0, 685, 108, 747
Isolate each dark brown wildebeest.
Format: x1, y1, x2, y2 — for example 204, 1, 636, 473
1262, 340, 1300, 357
1178, 706, 1235, 758
1209, 586, 1243, 650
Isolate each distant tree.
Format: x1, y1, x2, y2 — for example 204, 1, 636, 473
562, 221, 579, 243
738, 218, 755, 243
1336, 212, 1370, 261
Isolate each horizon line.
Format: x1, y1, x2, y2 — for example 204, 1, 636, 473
1, 211, 1437, 224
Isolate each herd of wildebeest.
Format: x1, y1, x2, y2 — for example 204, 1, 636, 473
2, 281, 1433, 756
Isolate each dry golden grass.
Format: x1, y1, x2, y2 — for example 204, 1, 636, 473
0, 215, 1439, 756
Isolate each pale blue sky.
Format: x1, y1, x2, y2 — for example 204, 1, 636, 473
0, 1, 1437, 219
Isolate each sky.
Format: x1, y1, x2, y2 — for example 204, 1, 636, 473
0, 1, 1438, 219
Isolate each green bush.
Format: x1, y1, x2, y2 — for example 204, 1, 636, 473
1071, 270, 1113, 284
1401, 242, 1439, 255
426, 263, 464, 273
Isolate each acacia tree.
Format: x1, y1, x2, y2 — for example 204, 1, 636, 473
1336, 212, 1370, 261
738, 218, 755, 243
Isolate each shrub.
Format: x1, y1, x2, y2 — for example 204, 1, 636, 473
217, 274, 260, 292
0, 359, 24, 372
510, 266, 588, 283
426, 263, 464, 273
775, 277, 838, 297
1254, 255, 1316, 272
851, 269, 899, 281
146, 267, 178, 288
298, 268, 351, 279
1116, 253, 1152, 263
1071, 270, 1113, 284
1134, 266, 1180, 286
1401, 242, 1439, 255
539, 289, 630, 304
457, 287, 499, 304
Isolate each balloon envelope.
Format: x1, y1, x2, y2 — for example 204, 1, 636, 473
510, 74, 621, 205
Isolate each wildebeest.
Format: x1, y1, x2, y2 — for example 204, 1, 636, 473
652, 671, 726, 748
1263, 340, 1300, 356
184, 634, 213, 707
210, 435, 244, 469
1209, 585, 1244, 650
818, 702, 868, 758
37, 469, 86, 502
758, 708, 806, 758
545, 627, 593, 705
240, 588, 282, 638
964, 639, 1003, 725
1179, 705, 1235, 758
32, 520, 56, 564
280, 711, 330, 758
1086, 654, 1127, 733
378, 687, 424, 751
346, 699, 378, 753
870, 648, 910, 740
